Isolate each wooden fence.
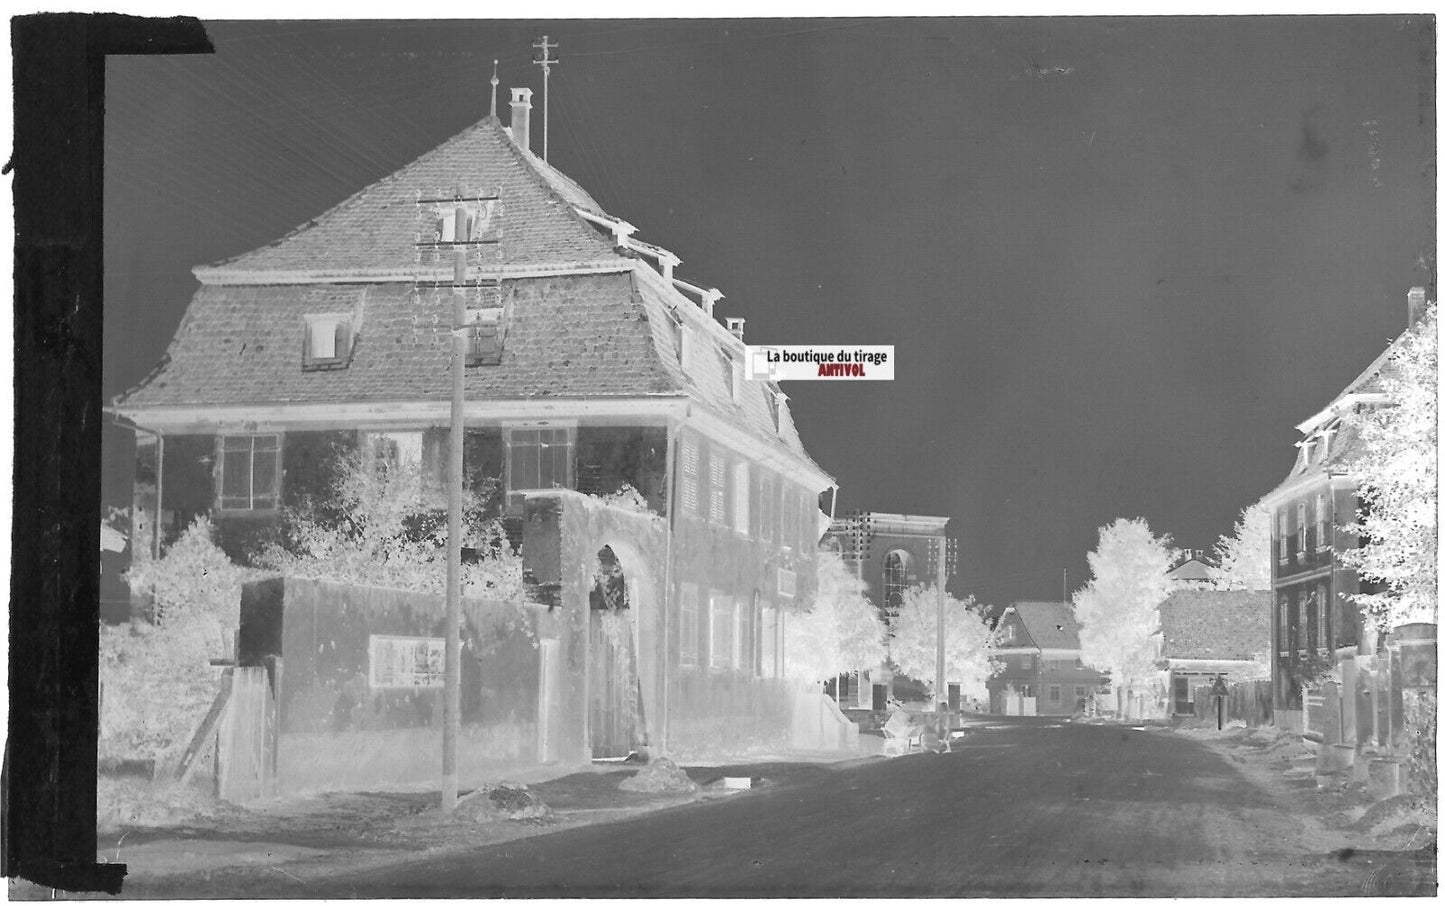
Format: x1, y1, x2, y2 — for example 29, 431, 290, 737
1226, 679, 1272, 728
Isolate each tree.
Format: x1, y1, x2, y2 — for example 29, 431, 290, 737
1340, 303, 1438, 630
255, 447, 524, 606
1212, 502, 1272, 591
102, 517, 256, 764
887, 586, 1000, 699
784, 546, 888, 684
1073, 518, 1174, 709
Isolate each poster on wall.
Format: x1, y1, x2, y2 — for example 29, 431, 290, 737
368, 635, 447, 689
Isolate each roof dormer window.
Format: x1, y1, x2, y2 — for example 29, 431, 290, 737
723, 352, 742, 402
432, 201, 496, 245
303, 313, 357, 370
466, 307, 506, 367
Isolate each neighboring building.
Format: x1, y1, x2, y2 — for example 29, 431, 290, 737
1259, 286, 1430, 761
825, 512, 950, 709
1157, 588, 1271, 720
107, 87, 835, 768
1166, 549, 1219, 586
987, 601, 1106, 716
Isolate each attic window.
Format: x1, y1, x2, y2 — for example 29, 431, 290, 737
303, 314, 356, 370
765, 385, 784, 432
671, 311, 693, 369
466, 308, 506, 367
432, 202, 495, 245
722, 353, 742, 402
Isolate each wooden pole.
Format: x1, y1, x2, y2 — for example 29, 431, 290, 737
936, 536, 947, 738
441, 200, 467, 812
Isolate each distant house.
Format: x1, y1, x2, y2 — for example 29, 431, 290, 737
824, 512, 950, 709
1157, 588, 1271, 720
987, 601, 1106, 716
1166, 550, 1219, 586
106, 86, 837, 778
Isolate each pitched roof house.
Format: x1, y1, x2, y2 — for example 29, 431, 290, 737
987, 601, 1105, 716
108, 87, 836, 766
1259, 286, 1431, 743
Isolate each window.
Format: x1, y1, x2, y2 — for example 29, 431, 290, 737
710, 594, 734, 670
465, 308, 505, 367
765, 385, 781, 431
217, 434, 281, 511
303, 314, 354, 370
1296, 501, 1307, 556
882, 550, 910, 613
732, 461, 750, 535
729, 356, 743, 402
736, 597, 753, 674
1020, 654, 1034, 671
781, 485, 797, 551
506, 427, 573, 510
432, 201, 495, 244
367, 431, 423, 474
1317, 587, 1329, 650
1002, 623, 1016, 644
1048, 685, 1062, 705
1075, 685, 1088, 702
679, 584, 700, 667
368, 635, 446, 689
757, 471, 775, 542
680, 437, 700, 516
1314, 492, 1329, 550
759, 603, 777, 678
1277, 510, 1289, 563
709, 449, 728, 524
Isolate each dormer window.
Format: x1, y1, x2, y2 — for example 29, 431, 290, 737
466, 308, 506, 367
722, 353, 742, 402
671, 311, 693, 369
303, 314, 356, 370
432, 201, 495, 245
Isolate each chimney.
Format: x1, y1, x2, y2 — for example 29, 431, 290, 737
726, 317, 746, 341
510, 87, 533, 153
1407, 285, 1428, 327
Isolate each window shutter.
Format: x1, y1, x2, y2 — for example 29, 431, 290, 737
733, 462, 749, 535
709, 450, 727, 524
335, 320, 352, 361
680, 439, 699, 515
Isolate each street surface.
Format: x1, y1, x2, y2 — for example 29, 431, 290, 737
109, 719, 1432, 897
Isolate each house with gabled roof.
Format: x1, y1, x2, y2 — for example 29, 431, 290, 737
108, 85, 836, 772
1156, 588, 1271, 720
986, 601, 1106, 716
1259, 286, 1434, 793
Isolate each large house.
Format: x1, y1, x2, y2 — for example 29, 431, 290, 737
987, 601, 1106, 716
107, 86, 836, 773
1259, 286, 1435, 794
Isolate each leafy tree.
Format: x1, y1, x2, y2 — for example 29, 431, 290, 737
102, 517, 256, 764
1073, 518, 1174, 707
1212, 502, 1272, 591
887, 585, 1000, 699
784, 546, 887, 684
1340, 302, 1438, 630
254, 447, 523, 606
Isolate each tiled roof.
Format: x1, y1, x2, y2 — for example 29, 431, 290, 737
113, 112, 827, 475
1158, 589, 1271, 661
1010, 601, 1084, 650
203, 117, 621, 276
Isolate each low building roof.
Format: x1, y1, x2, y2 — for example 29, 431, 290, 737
1158, 588, 1271, 662
1008, 601, 1084, 650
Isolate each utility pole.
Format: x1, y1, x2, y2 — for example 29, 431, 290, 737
532, 35, 559, 161
935, 535, 947, 739
441, 195, 467, 813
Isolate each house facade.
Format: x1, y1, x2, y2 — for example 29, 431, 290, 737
108, 88, 835, 769
824, 512, 950, 710
1260, 286, 1435, 794
987, 601, 1106, 716
1156, 588, 1271, 721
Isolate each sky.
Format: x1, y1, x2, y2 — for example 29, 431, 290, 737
100, 16, 1435, 607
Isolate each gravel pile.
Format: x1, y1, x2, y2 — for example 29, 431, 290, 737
619, 757, 698, 794
456, 781, 554, 822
